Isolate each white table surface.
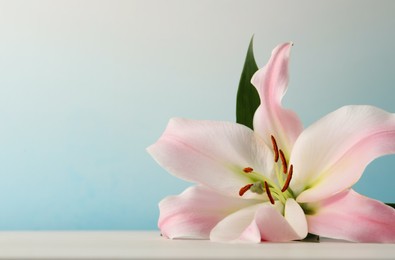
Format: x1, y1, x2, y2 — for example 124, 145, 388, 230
0, 231, 394, 259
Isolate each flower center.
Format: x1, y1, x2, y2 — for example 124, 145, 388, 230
238, 135, 294, 205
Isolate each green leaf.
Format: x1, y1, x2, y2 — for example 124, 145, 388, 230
300, 233, 320, 243
236, 36, 260, 129
386, 203, 395, 209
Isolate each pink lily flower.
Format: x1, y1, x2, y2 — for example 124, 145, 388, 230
147, 43, 395, 243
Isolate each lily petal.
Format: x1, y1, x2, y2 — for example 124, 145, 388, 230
159, 185, 260, 239
290, 105, 395, 202
252, 43, 303, 156
307, 189, 395, 242
210, 204, 262, 243
211, 201, 307, 243
283, 198, 308, 239
148, 118, 274, 198
257, 200, 307, 242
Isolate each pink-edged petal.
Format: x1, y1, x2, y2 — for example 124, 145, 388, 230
290, 105, 395, 202
148, 118, 274, 198
159, 185, 260, 239
210, 200, 307, 243
307, 189, 395, 242
257, 200, 307, 242
252, 43, 303, 156
210, 204, 262, 243
283, 198, 308, 239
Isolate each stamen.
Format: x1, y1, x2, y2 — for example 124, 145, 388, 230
281, 164, 293, 192
243, 167, 253, 173
239, 184, 253, 196
279, 149, 287, 174
264, 181, 275, 205
271, 135, 279, 162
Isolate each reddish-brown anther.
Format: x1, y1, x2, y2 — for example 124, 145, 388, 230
239, 184, 253, 196
271, 135, 279, 162
279, 149, 287, 174
243, 167, 254, 173
281, 164, 293, 192
264, 181, 275, 205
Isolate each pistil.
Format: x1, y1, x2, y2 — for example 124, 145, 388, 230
238, 135, 295, 205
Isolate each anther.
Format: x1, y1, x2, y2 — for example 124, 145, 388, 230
264, 181, 275, 205
239, 184, 253, 196
271, 135, 279, 162
279, 149, 287, 174
281, 164, 293, 192
243, 167, 253, 173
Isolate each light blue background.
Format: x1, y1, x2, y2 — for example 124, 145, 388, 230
0, 0, 394, 230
